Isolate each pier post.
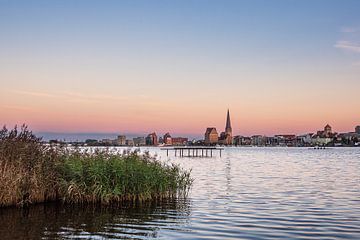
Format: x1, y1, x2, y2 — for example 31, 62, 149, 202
161, 147, 223, 158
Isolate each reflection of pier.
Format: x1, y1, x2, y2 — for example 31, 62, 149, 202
161, 147, 224, 157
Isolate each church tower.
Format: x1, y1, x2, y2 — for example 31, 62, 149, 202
225, 109, 232, 137
223, 109, 232, 145
217, 109, 233, 145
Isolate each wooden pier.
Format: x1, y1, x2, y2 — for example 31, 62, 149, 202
161, 147, 224, 157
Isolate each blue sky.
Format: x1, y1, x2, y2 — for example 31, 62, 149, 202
1, 0, 360, 136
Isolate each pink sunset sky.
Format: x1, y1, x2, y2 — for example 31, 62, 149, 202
1, 1, 359, 137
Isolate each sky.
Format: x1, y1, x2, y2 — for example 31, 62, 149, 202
1, 0, 360, 138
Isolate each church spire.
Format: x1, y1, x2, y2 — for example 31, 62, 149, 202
225, 109, 232, 132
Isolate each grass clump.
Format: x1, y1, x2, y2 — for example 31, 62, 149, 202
0, 125, 193, 207
58, 150, 193, 204
0, 125, 60, 207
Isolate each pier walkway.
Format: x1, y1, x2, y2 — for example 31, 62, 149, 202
161, 146, 224, 157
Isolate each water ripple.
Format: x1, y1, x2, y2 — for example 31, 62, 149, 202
0, 147, 359, 239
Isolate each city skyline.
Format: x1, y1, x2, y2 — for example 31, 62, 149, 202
1, 1, 360, 135
35, 120, 360, 143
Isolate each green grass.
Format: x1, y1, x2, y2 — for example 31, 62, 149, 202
58, 150, 193, 204
0, 125, 193, 207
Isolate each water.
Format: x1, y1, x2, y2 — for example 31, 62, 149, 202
1, 147, 359, 239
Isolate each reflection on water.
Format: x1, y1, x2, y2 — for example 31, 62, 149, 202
0, 147, 360, 239
0, 200, 191, 239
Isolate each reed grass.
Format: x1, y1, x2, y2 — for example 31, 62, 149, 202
58, 149, 193, 204
0, 125, 193, 207
0, 125, 60, 207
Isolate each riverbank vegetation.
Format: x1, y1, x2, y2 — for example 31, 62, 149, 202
0, 125, 192, 207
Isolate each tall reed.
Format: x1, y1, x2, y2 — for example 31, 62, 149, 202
0, 125, 193, 207
58, 149, 193, 204
0, 125, 59, 207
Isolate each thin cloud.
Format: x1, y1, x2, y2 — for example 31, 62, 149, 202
340, 27, 358, 33
1, 105, 33, 111
12, 90, 59, 98
13, 90, 129, 103
63, 91, 129, 102
334, 41, 360, 53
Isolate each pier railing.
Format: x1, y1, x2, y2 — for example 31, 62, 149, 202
161, 146, 223, 157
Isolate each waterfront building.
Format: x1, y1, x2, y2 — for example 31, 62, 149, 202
356, 126, 360, 134
311, 135, 333, 146
133, 137, 146, 146
233, 135, 251, 146
324, 124, 332, 137
251, 135, 266, 146
163, 132, 172, 145
274, 134, 296, 147
117, 135, 126, 146
218, 109, 233, 145
233, 135, 241, 146
316, 124, 336, 138
125, 139, 134, 146
337, 132, 360, 146
101, 139, 113, 145
296, 133, 314, 147
265, 136, 276, 146
205, 128, 219, 145
311, 124, 337, 146
146, 132, 158, 146
172, 137, 188, 146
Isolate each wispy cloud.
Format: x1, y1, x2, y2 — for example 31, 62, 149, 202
12, 90, 58, 98
12, 89, 137, 104
334, 41, 360, 53
1, 105, 33, 111
340, 27, 358, 33
63, 91, 129, 102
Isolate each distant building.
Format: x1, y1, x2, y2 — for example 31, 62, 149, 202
101, 139, 113, 145
356, 126, 360, 134
251, 135, 266, 146
312, 124, 337, 146
163, 132, 172, 145
265, 136, 276, 146
172, 137, 188, 146
273, 135, 296, 147
125, 139, 134, 146
117, 135, 126, 146
146, 132, 158, 146
296, 133, 314, 146
233, 135, 251, 146
316, 124, 336, 138
133, 137, 146, 146
218, 109, 233, 145
324, 124, 332, 137
205, 128, 219, 145
311, 135, 333, 146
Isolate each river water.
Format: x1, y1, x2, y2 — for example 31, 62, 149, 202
0, 147, 359, 239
